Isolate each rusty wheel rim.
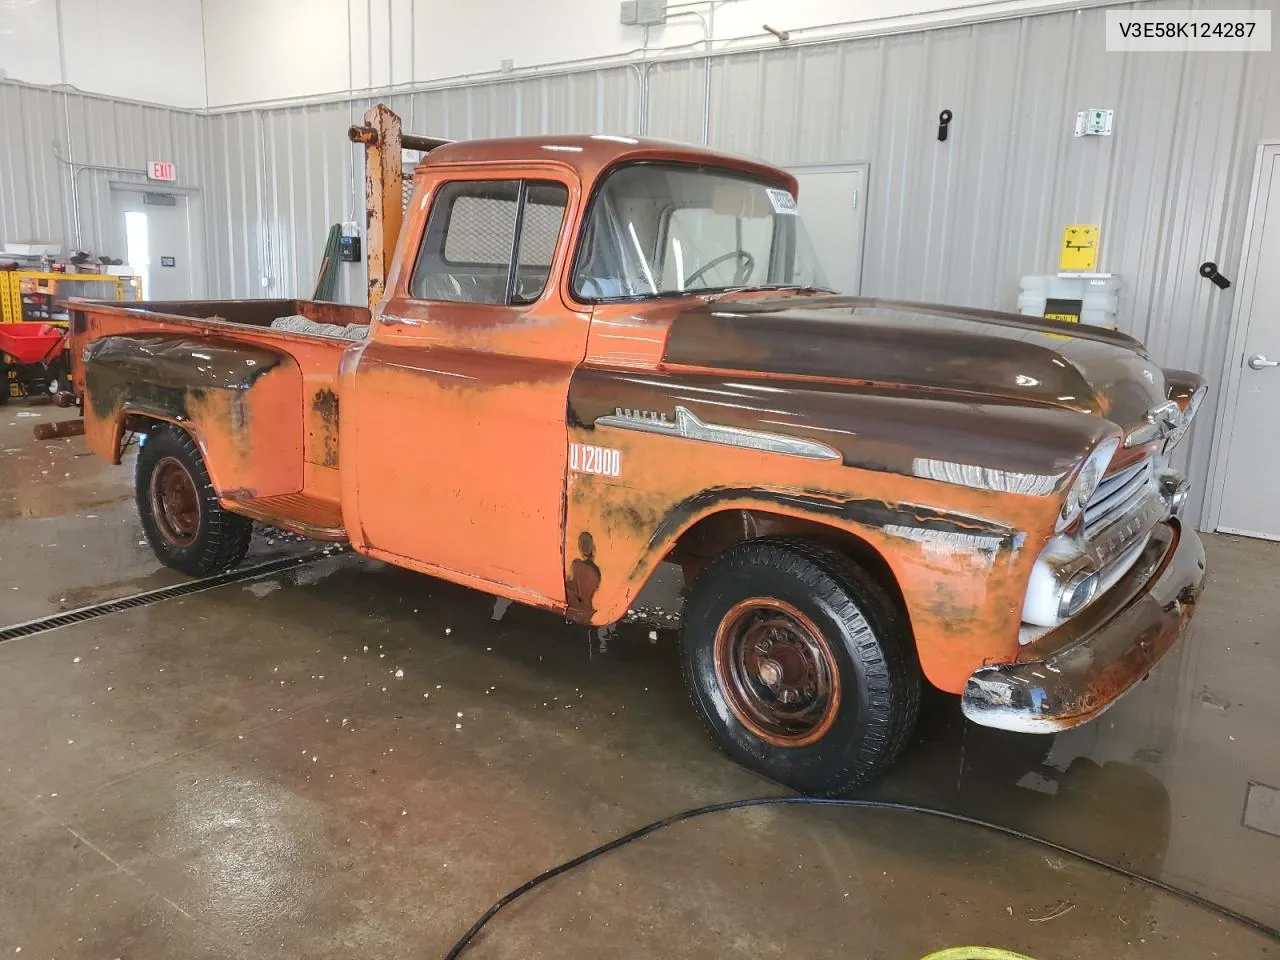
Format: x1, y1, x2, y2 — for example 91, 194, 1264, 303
713, 598, 841, 747
149, 457, 201, 548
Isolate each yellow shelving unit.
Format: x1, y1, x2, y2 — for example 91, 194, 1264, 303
0, 271, 142, 325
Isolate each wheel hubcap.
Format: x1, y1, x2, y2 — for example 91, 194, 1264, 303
713, 598, 841, 747
149, 457, 201, 548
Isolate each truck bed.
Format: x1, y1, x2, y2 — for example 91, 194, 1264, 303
73, 297, 371, 337
69, 298, 371, 540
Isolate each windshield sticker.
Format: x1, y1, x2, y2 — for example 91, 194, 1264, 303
766, 188, 798, 215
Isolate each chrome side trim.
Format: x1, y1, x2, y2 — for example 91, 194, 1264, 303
595, 405, 842, 461
882, 524, 1006, 557
912, 458, 1060, 496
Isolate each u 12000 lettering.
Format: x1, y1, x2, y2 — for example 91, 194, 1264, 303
1106, 11, 1271, 51
569, 443, 622, 478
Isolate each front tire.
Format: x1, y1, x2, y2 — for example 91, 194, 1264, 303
135, 424, 252, 576
681, 538, 920, 795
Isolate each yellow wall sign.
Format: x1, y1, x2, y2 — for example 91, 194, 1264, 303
1059, 224, 1099, 272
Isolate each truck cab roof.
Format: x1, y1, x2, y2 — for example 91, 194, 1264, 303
418, 134, 798, 193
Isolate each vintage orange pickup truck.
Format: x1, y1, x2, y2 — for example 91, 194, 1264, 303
63, 106, 1207, 794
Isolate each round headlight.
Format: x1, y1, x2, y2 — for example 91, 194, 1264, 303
1057, 436, 1120, 532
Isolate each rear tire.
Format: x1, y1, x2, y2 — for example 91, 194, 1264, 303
680, 538, 920, 795
135, 423, 252, 577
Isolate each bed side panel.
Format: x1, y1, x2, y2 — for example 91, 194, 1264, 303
82, 334, 305, 498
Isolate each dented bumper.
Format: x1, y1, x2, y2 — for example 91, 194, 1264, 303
961, 520, 1205, 733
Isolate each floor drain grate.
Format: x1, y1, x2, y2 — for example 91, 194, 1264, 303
0, 552, 333, 643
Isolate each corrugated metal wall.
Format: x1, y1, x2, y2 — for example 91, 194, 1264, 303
0, 82, 206, 262
203, 72, 642, 305
205, 104, 361, 303
3, 1, 1276, 526
0, 84, 70, 250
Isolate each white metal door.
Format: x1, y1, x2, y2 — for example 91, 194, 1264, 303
1216, 144, 1280, 540
788, 164, 869, 295
112, 190, 203, 301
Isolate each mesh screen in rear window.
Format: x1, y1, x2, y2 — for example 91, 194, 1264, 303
517, 189, 568, 268
444, 194, 518, 265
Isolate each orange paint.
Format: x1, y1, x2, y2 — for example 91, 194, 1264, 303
561, 422, 1054, 692
64, 115, 1203, 717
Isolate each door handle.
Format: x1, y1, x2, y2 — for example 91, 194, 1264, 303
1248, 354, 1279, 370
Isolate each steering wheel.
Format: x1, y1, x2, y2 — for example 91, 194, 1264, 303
684, 250, 755, 288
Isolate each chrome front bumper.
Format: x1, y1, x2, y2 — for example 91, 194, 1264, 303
961, 520, 1205, 733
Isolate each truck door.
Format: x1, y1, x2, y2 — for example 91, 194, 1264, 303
346, 168, 588, 607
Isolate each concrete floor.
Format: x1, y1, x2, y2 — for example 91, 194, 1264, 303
2, 404, 1278, 959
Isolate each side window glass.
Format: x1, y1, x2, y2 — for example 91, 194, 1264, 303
513, 182, 569, 304
411, 180, 518, 304
410, 179, 568, 306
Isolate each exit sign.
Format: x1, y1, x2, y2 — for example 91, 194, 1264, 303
147, 160, 176, 182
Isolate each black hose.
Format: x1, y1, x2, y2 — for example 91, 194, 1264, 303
444, 795, 1280, 959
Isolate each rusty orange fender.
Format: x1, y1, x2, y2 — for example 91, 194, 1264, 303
562, 370, 1116, 695
79, 334, 305, 500
563, 431, 1059, 693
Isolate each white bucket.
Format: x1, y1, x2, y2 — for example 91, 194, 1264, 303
1018, 274, 1121, 329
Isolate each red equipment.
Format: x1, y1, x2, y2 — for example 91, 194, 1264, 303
0, 322, 69, 403
0, 323, 66, 365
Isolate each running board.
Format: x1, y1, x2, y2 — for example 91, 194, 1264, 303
221, 493, 347, 541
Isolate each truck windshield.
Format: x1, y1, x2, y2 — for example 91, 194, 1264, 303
572, 163, 830, 301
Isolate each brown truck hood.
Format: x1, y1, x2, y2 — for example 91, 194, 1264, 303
661, 296, 1166, 428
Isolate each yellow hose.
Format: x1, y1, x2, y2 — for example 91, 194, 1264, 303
921, 950, 1037, 960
